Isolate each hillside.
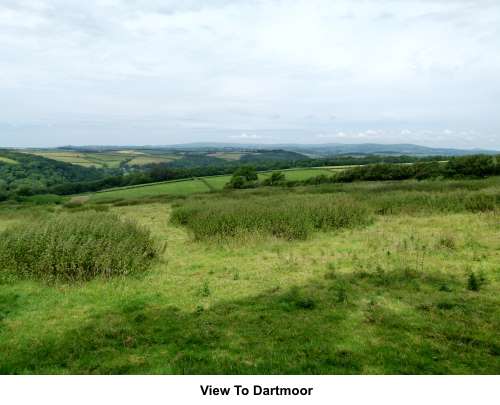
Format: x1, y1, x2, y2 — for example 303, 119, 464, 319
141, 143, 499, 157
19, 147, 308, 169
0, 149, 109, 198
0, 175, 499, 373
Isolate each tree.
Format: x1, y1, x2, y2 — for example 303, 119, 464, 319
232, 166, 258, 181
262, 171, 285, 186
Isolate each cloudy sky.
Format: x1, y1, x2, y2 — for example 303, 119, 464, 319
1, 0, 499, 148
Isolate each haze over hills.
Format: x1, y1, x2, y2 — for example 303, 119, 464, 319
50, 143, 499, 157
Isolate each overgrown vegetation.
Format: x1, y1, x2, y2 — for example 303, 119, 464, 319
171, 194, 372, 241
258, 155, 500, 189
172, 176, 499, 243
0, 212, 161, 281
0, 172, 498, 374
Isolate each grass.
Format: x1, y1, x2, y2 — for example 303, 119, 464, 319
171, 194, 372, 241
127, 156, 176, 165
91, 179, 210, 202
0, 177, 498, 374
259, 168, 334, 181
201, 175, 233, 190
86, 168, 350, 202
21, 150, 180, 168
0, 212, 161, 282
0, 157, 18, 164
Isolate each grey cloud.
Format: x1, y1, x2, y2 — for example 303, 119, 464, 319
0, 0, 499, 148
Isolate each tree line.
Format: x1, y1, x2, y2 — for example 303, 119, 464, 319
225, 155, 500, 189
1, 149, 498, 201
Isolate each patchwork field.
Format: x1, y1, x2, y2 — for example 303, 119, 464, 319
20, 150, 180, 168
0, 177, 499, 374
89, 168, 349, 202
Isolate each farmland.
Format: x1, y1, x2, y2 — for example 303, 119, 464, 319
21, 150, 180, 168
16, 147, 309, 169
0, 174, 499, 374
88, 167, 345, 202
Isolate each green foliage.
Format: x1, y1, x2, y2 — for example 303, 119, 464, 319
0, 179, 499, 374
225, 166, 259, 189
467, 271, 486, 292
22, 194, 65, 205
233, 166, 258, 181
464, 193, 496, 212
0, 149, 108, 198
271, 155, 500, 189
171, 194, 372, 241
0, 212, 161, 281
261, 171, 286, 186
467, 272, 480, 291
447, 155, 498, 178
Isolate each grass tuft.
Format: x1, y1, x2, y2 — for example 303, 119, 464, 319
171, 194, 372, 241
0, 211, 161, 282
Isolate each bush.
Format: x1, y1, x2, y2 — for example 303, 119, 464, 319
23, 194, 64, 205
261, 171, 286, 186
171, 194, 372, 241
467, 272, 480, 291
464, 193, 496, 212
0, 212, 161, 281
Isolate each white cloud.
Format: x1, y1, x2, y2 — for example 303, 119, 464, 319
230, 133, 263, 140
0, 0, 499, 148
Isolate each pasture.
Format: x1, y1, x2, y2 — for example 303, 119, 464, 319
91, 178, 210, 202
88, 168, 342, 202
0, 176, 498, 374
20, 149, 180, 168
0, 157, 18, 164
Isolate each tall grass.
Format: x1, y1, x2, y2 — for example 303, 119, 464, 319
171, 195, 372, 241
0, 212, 161, 281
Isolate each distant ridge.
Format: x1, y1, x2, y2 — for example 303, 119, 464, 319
55, 143, 499, 157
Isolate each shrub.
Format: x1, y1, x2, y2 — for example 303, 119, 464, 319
467, 272, 480, 291
225, 166, 259, 189
261, 171, 286, 186
464, 193, 496, 212
436, 234, 456, 250
171, 194, 372, 241
0, 212, 161, 281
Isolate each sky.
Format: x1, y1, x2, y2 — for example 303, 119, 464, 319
1, 0, 499, 149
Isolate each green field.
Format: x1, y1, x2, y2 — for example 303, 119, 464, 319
0, 157, 18, 164
0, 176, 499, 374
88, 168, 344, 202
200, 175, 233, 190
260, 167, 335, 180
21, 150, 180, 168
91, 179, 211, 201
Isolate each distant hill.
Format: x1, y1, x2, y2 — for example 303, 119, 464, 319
278, 143, 499, 157
59, 143, 498, 157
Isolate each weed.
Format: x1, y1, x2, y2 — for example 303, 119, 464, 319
171, 194, 372, 241
467, 272, 480, 291
437, 235, 456, 250
0, 211, 160, 281
200, 281, 211, 297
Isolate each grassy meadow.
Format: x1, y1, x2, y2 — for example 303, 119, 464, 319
88, 167, 339, 202
20, 150, 180, 168
0, 176, 499, 374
